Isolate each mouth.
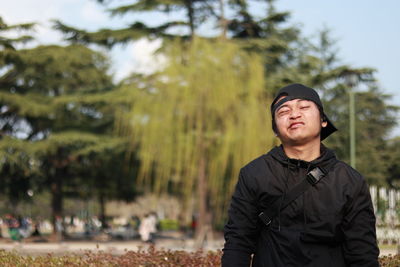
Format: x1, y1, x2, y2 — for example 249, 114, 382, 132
289, 122, 304, 129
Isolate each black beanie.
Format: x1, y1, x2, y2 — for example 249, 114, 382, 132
271, 83, 337, 140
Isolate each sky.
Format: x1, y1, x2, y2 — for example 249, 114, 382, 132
2, 0, 400, 135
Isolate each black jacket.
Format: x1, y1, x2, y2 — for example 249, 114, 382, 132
222, 145, 379, 267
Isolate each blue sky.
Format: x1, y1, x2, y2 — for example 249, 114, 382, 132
2, 0, 400, 135
276, 0, 399, 98
276, 0, 400, 136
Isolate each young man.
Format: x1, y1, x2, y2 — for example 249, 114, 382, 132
222, 84, 379, 267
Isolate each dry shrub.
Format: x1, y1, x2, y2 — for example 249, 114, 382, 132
1, 248, 399, 266
0, 246, 222, 267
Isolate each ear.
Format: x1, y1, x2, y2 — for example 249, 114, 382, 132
321, 121, 328, 128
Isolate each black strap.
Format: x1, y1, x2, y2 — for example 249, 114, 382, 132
258, 164, 334, 227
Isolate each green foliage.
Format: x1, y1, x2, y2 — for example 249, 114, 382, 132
323, 85, 397, 183
227, 0, 300, 84
1, 0, 399, 235
227, 4, 399, 188
0, 137, 38, 203
386, 137, 400, 189
4, 44, 111, 95
276, 28, 399, 185
122, 37, 274, 223
0, 44, 113, 139
54, 0, 218, 47
0, 19, 136, 225
159, 218, 180, 231
0, 16, 34, 51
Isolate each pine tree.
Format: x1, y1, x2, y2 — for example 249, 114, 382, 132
294, 28, 398, 185
0, 19, 135, 232
54, 0, 220, 48
0, 17, 37, 209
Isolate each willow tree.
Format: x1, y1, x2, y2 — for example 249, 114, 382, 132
121, 38, 274, 240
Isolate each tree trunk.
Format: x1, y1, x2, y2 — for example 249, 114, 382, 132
194, 148, 212, 248
185, 0, 196, 38
99, 193, 107, 229
51, 177, 63, 230
50, 170, 64, 242
219, 0, 227, 39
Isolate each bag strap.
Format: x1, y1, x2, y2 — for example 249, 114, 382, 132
258, 162, 336, 227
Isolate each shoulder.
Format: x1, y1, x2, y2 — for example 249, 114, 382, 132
233, 154, 271, 197
332, 160, 368, 192
239, 147, 280, 179
242, 154, 267, 170
334, 161, 364, 181
241, 151, 275, 176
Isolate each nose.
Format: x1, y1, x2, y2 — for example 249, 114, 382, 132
289, 107, 302, 119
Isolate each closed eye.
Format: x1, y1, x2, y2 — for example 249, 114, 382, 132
277, 109, 290, 116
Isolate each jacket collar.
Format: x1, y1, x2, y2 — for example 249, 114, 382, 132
269, 144, 337, 169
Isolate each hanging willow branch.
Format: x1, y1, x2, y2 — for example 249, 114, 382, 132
121, 37, 274, 222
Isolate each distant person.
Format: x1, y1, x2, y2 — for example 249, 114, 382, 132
55, 215, 64, 241
222, 84, 379, 266
18, 216, 32, 238
191, 214, 197, 233
0, 216, 10, 239
139, 213, 157, 243
31, 221, 42, 237
131, 215, 140, 231
4, 214, 21, 241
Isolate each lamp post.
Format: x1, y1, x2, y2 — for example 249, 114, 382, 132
346, 74, 357, 169
349, 89, 356, 169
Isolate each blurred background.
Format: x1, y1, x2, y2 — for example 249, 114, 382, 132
1, 0, 400, 249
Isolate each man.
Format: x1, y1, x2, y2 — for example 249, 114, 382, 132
222, 84, 379, 267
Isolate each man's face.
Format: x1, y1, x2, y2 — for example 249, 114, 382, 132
274, 97, 327, 145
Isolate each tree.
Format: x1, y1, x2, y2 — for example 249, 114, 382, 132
227, 3, 399, 186
53, 0, 221, 48
51, 0, 399, 232
0, 17, 37, 210
69, 134, 138, 228
120, 38, 274, 242
0, 16, 35, 137
324, 84, 398, 184
386, 137, 400, 189
227, 0, 300, 90
34, 132, 132, 232
0, 16, 34, 51
0, 137, 38, 210
298, 30, 399, 184
0, 39, 133, 233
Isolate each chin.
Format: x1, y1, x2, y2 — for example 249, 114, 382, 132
287, 134, 320, 145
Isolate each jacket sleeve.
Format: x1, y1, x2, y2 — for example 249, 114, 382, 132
222, 168, 261, 267
341, 177, 380, 267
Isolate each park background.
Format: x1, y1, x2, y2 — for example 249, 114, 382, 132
1, 0, 400, 249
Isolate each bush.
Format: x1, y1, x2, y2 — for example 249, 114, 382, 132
0, 246, 222, 267
379, 254, 400, 266
0, 248, 399, 266
159, 219, 180, 231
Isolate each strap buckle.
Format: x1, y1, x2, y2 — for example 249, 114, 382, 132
306, 167, 325, 185
258, 212, 272, 226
